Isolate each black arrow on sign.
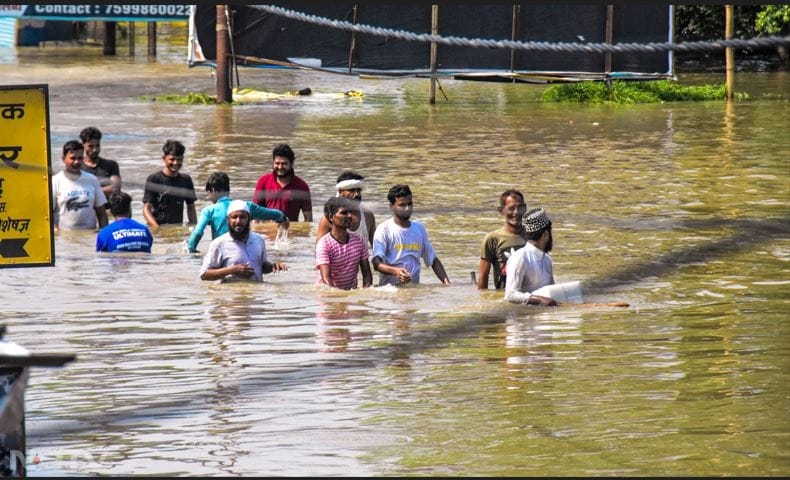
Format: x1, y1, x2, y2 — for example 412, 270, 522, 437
0, 238, 28, 258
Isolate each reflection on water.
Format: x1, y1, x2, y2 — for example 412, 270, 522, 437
0, 34, 788, 476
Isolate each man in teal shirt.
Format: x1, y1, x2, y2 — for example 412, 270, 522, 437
188, 171, 288, 253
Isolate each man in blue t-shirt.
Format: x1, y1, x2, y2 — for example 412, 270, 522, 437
96, 192, 154, 253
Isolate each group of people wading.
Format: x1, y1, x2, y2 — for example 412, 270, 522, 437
53, 129, 562, 306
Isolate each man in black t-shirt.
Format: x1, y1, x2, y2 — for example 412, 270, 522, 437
80, 126, 121, 197
142, 140, 198, 228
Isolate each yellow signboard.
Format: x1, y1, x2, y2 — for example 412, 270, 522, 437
0, 84, 54, 267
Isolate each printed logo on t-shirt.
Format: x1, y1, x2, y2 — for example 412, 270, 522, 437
395, 242, 420, 252
66, 197, 90, 211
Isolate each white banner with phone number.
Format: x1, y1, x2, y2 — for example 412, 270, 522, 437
0, 4, 189, 21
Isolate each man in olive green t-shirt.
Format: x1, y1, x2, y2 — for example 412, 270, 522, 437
477, 189, 528, 289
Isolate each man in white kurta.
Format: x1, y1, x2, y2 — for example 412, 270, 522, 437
200, 200, 286, 283
504, 207, 558, 306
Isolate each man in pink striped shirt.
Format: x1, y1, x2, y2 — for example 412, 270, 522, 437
316, 197, 373, 290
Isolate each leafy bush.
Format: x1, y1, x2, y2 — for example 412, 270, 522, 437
146, 93, 218, 104
541, 80, 748, 104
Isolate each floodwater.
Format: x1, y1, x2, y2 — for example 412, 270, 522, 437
1, 24, 789, 476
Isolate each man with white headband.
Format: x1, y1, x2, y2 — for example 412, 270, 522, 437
200, 200, 287, 283
315, 171, 376, 247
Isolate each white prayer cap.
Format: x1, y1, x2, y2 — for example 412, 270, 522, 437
228, 199, 250, 215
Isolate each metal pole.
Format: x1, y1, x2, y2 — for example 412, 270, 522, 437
216, 5, 232, 104
103, 22, 116, 55
147, 22, 156, 57
605, 5, 613, 76
128, 21, 135, 57
725, 5, 735, 101
429, 5, 438, 104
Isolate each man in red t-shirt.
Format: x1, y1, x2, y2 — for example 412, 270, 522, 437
252, 144, 313, 222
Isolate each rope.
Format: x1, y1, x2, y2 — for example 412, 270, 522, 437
249, 4, 790, 55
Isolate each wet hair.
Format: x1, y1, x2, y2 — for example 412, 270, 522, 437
162, 139, 185, 157
387, 184, 412, 205
498, 189, 525, 208
336, 171, 364, 183
323, 196, 356, 220
205, 172, 230, 193
108, 191, 132, 216
62, 140, 84, 156
272, 143, 295, 163
79, 126, 102, 143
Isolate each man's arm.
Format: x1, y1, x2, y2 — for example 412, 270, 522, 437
143, 202, 159, 229
200, 263, 254, 281
360, 258, 373, 288
95, 206, 108, 228
318, 264, 335, 287
504, 254, 532, 304
262, 261, 287, 274
102, 175, 121, 196
187, 207, 211, 253
301, 188, 313, 222
52, 191, 60, 231
503, 255, 556, 306
315, 216, 331, 244
111, 174, 121, 193
301, 203, 313, 222
477, 259, 492, 289
372, 255, 411, 284
431, 257, 451, 285
364, 210, 376, 248
186, 202, 197, 225
250, 202, 288, 225
107, 160, 122, 194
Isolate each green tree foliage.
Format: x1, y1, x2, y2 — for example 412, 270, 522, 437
674, 5, 763, 41
755, 5, 790, 35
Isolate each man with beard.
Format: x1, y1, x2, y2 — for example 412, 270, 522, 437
200, 200, 287, 283
315, 171, 376, 247
371, 184, 451, 286
504, 207, 558, 306
252, 143, 313, 222
79, 126, 121, 196
477, 189, 528, 290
